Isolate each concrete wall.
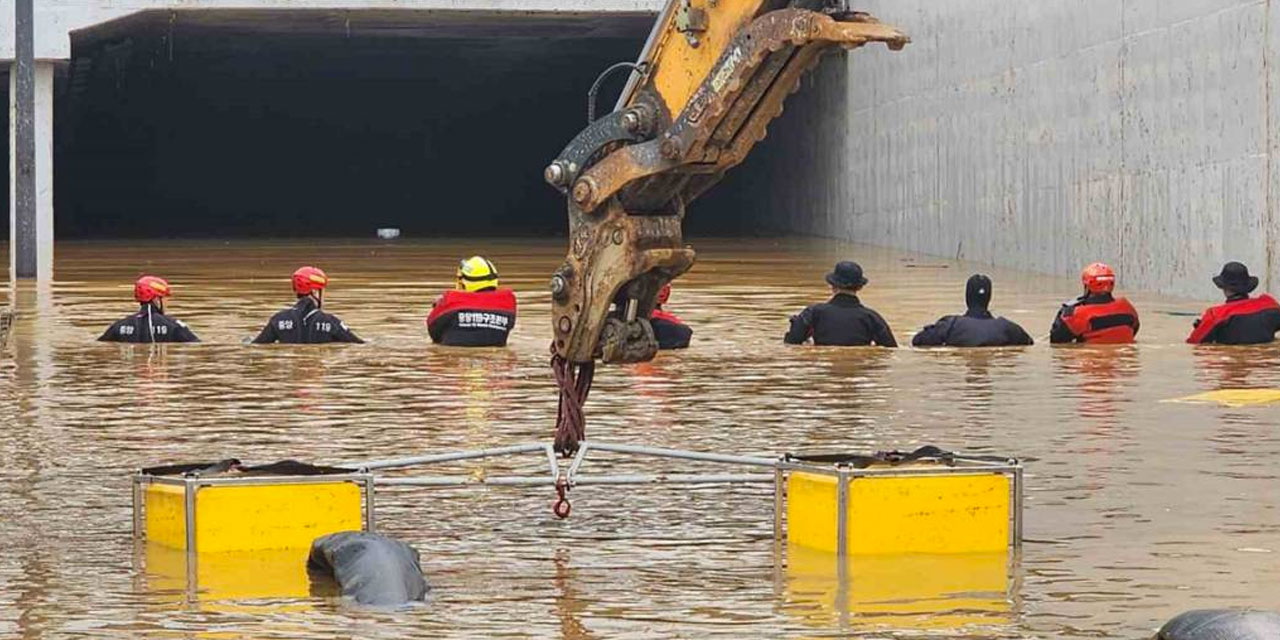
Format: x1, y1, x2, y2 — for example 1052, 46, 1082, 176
734, 0, 1280, 299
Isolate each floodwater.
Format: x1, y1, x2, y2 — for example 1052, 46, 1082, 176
1, 237, 1278, 639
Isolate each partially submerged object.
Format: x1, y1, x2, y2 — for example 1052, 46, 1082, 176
308, 531, 429, 606
1157, 609, 1280, 640
1167, 388, 1280, 408
132, 459, 374, 552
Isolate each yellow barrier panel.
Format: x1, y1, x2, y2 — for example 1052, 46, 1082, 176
783, 544, 1013, 633
143, 480, 364, 553
787, 468, 1011, 555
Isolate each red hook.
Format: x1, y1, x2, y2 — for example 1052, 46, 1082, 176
553, 477, 572, 519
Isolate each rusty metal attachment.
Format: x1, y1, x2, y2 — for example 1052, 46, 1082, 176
546, 0, 909, 453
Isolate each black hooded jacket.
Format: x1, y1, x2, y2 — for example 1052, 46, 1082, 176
912, 308, 1033, 347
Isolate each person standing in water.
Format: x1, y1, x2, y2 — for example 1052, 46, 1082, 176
427, 256, 517, 347
1049, 262, 1139, 344
253, 266, 364, 344
912, 274, 1033, 347
1186, 261, 1280, 344
99, 275, 200, 343
784, 261, 896, 347
650, 283, 692, 350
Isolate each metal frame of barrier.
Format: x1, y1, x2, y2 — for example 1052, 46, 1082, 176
773, 457, 1024, 556
357, 440, 778, 489
347, 441, 1022, 554
130, 472, 378, 549
130, 445, 1022, 558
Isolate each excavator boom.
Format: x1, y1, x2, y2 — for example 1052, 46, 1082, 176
545, 0, 908, 452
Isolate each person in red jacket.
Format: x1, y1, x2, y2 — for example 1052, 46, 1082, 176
1050, 262, 1140, 344
650, 283, 692, 349
1186, 261, 1280, 344
427, 256, 517, 346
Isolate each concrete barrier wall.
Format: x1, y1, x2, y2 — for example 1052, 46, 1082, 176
777, 0, 1279, 299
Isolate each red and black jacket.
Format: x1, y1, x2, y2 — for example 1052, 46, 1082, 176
1050, 293, 1139, 344
650, 309, 692, 350
427, 289, 517, 347
1186, 294, 1280, 345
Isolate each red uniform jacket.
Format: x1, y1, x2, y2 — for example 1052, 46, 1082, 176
1050, 294, 1139, 344
1186, 294, 1280, 344
427, 289, 517, 347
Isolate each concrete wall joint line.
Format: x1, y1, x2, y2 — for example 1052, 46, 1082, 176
1265, 0, 1274, 291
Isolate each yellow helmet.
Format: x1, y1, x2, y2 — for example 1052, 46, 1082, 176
456, 256, 499, 292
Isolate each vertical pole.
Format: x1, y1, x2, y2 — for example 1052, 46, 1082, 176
834, 472, 848, 557
131, 476, 142, 539
363, 476, 377, 532
772, 468, 784, 542
11, 0, 36, 280
33, 61, 53, 281
1013, 466, 1024, 547
834, 471, 850, 632
183, 481, 198, 604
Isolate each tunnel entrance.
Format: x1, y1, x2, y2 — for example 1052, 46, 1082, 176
57, 10, 657, 238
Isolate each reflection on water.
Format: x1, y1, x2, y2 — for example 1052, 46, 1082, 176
781, 545, 1015, 636
1, 238, 1279, 638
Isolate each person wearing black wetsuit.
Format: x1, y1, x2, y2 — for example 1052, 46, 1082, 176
1187, 261, 1280, 345
253, 266, 364, 344
784, 261, 896, 347
650, 283, 692, 350
912, 274, 1033, 347
99, 275, 200, 343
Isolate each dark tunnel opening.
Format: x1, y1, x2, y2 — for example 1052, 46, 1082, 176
57, 10, 666, 238
4, 9, 829, 243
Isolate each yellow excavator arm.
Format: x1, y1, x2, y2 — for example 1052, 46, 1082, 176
545, 0, 908, 452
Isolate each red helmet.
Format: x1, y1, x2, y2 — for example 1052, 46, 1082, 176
134, 275, 172, 304
657, 283, 672, 306
292, 266, 329, 295
1081, 262, 1116, 294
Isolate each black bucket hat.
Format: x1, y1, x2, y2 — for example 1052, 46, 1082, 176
825, 261, 867, 289
1212, 261, 1259, 294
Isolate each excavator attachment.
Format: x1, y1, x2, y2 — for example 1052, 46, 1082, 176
545, 0, 908, 452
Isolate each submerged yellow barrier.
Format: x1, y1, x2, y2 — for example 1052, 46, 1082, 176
1167, 388, 1280, 408
133, 469, 374, 553
780, 456, 1022, 556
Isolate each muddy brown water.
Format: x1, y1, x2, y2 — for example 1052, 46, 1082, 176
1, 237, 1278, 639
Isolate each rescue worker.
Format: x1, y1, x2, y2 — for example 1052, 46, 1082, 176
650, 283, 692, 349
252, 266, 364, 344
912, 274, 1033, 347
1049, 262, 1140, 344
427, 256, 516, 346
99, 275, 200, 343
784, 261, 897, 347
1186, 261, 1280, 344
